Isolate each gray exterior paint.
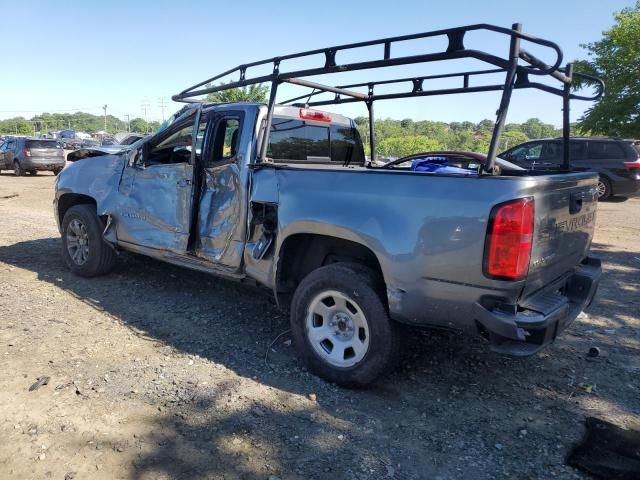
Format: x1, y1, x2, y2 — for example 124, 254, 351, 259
54, 103, 601, 355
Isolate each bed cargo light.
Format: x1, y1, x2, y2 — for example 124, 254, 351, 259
484, 197, 534, 280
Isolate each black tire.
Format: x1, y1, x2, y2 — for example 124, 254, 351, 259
61, 204, 116, 277
290, 262, 403, 387
29, 170, 37, 175
597, 176, 612, 201
13, 161, 24, 177
53, 169, 62, 176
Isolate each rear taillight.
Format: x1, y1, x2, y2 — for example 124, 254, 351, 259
623, 160, 640, 170
23, 148, 31, 157
484, 198, 534, 280
299, 108, 331, 122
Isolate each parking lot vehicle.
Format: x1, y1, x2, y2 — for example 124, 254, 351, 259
500, 137, 640, 200
55, 129, 82, 149
1, 137, 65, 175
54, 24, 604, 386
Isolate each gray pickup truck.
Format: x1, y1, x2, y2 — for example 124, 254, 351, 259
54, 24, 604, 386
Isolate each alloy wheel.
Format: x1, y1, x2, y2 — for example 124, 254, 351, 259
66, 219, 90, 265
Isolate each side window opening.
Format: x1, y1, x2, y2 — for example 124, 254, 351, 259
569, 142, 587, 160
588, 141, 625, 160
540, 142, 562, 163
510, 143, 542, 163
205, 118, 240, 168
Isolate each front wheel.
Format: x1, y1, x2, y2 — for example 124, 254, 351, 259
61, 204, 116, 277
290, 263, 403, 387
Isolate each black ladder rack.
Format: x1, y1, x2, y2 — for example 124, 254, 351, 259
173, 23, 604, 173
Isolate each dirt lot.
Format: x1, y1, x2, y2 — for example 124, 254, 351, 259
0, 172, 638, 480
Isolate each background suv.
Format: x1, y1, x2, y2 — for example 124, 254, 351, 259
500, 137, 640, 200
0, 137, 65, 176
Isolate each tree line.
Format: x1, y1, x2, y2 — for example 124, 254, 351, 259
355, 117, 560, 157
0, 112, 161, 136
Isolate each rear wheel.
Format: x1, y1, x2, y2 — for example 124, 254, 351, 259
596, 176, 612, 200
53, 169, 62, 176
28, 170, 37, 175
13, 161, 24, 177
290, 263, 403, 387
61, 204, 116, 277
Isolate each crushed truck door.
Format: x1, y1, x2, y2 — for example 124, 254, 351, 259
194, 111, 246, 269
112, 111, 199, 253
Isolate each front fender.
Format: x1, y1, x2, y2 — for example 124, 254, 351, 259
55, 153, 128, 222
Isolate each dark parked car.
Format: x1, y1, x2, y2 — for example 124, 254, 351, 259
54, 129, 83, 149
0, 137, 65, 175
500, 137, 640, 200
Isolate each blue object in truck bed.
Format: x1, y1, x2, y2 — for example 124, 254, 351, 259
410, 156, 478, 174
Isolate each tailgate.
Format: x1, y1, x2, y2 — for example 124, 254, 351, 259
30, 147, 64, 158
523, 172, 599, 297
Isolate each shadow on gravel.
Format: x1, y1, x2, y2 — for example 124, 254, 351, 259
1, 237, 639, 479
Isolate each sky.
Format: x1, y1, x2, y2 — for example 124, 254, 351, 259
0, 0, 633, 126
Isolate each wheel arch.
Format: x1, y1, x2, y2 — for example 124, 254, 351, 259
275, 232, 385, 306
57, 193, 97, 227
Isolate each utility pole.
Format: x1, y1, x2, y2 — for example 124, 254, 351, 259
125, 114, 130, 133
102, 104, 108, 131
141, 98, 150, 133
158, 97, 167, 122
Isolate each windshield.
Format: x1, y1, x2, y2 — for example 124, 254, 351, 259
156, 105, 198, 134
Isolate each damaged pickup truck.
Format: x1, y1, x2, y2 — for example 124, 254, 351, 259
54, 23, 604, 386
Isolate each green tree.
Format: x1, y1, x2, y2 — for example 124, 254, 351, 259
521, 118, 558, 139
129, 118, 148, 134
377, 136, 441, 157
206, 82, 269, 103
573, 2, 640, 137
500, 131, 529, 151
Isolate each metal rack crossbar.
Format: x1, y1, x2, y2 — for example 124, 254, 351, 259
173, 23, 604, 173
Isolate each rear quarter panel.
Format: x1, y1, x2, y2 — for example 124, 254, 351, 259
265, 167, 598, 329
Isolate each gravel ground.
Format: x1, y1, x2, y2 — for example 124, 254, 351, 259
0, 172, 638, 480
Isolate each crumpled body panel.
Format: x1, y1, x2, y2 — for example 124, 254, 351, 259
196, 163, 242, 264
114, 164, 194, 253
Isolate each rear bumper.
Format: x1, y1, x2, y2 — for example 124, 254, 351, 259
21, 157, 65, 170
473, 257, 601, 356
611, 178, 640, 196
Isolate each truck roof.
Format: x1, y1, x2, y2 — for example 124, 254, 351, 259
201, 102, 353, 126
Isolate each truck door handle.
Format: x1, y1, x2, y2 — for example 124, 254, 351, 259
177, 178, 192, 187
570, 192, 583, 214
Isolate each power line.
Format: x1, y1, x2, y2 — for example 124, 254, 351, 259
0, 106, 104, 113
141, 98, 151, 133
158, 97, 167, 122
